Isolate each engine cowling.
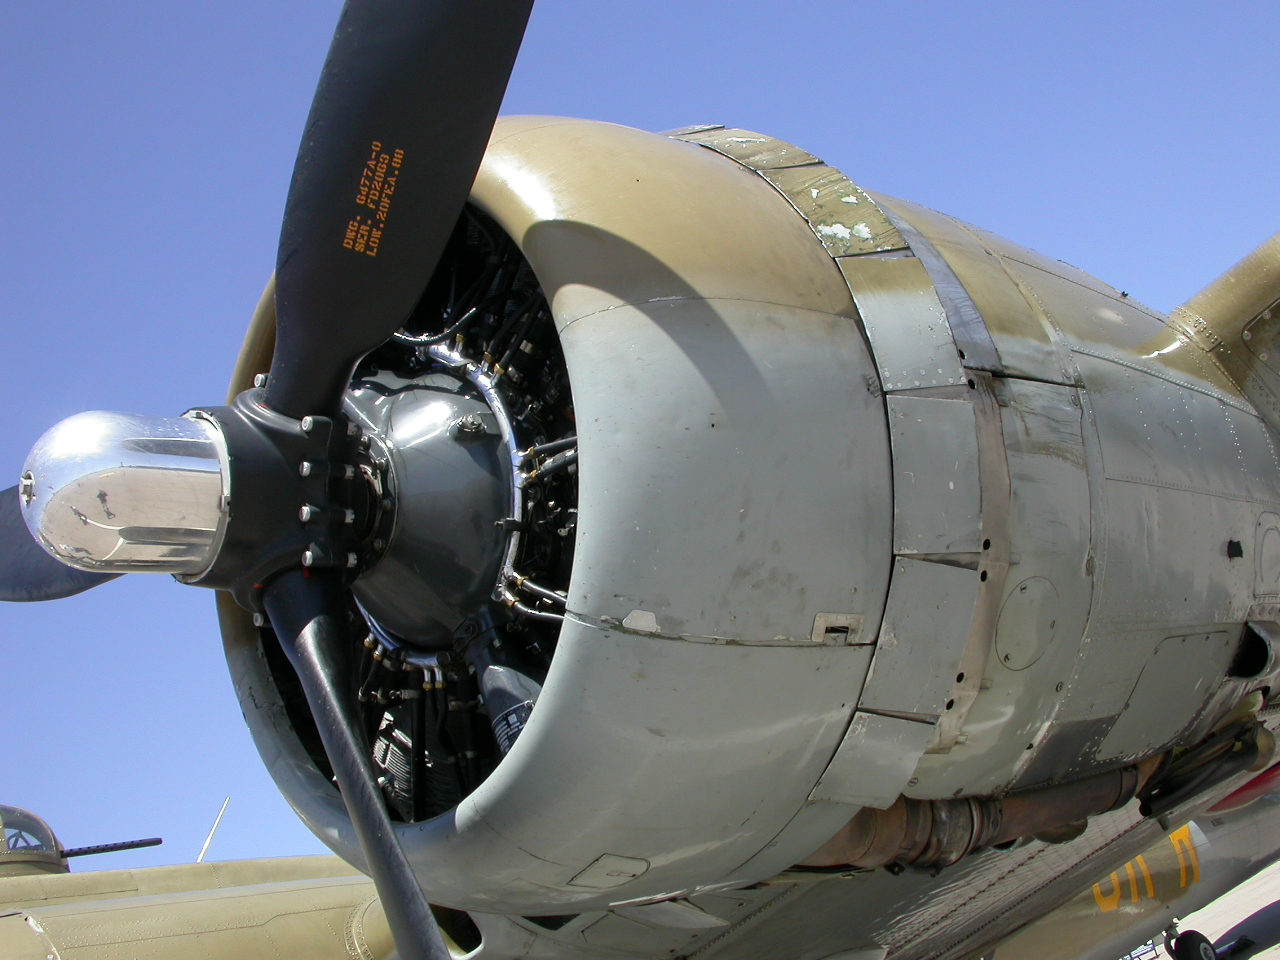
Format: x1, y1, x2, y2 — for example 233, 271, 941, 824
223, 117, 893, 912
221, 116, 1280, 914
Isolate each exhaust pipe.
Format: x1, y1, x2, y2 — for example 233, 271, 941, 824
798, 760, 1160, 872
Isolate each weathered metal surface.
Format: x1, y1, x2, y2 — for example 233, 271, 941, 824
1093, 484, 1260, 633
1096, 632, 1236, 761
928, 373, 1015, 756
1014, 717, 1121, 788
666, 127, 978, 395
1242, 310, 1280, 382
581, 913, 705, 953
995, 578, 1061, 670
1077, 349, 1280, 631
1170, 229, 1280, 434
1079, 352, 1279, 503
990, 234, 1246, 403
0, 856, 360, 910
676, 126, 821, 170
558, 295, 890, 646
859, 558, 980, 719
1256, 512, 1280, 597
837, 257, 966, 391
762, 165, 907, 257
878, 197, 1003, 373
809, 712, 939, 808
911, 379, 1085, 795
670, 124, 1005, 771
0, 874, 391, 960
886, 395, 982, 556
870, 195, 1069, 384
488, 118, 856, 323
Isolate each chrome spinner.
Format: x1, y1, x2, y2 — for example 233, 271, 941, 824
19, 411, 229, 575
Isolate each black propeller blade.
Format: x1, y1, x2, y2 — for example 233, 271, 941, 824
0, 485, 119, 602
267, 0, 535, 419
257, 2, 533, 957
7, 2, 534, 954
263, 571, 450, 960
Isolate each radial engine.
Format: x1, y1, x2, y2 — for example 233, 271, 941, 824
16, 119, 1280, 917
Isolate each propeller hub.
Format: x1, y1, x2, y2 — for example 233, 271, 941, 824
346, 371, 511, 648
20, 411, 229, 575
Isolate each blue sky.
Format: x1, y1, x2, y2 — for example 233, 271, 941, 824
1, 1, 1277, 870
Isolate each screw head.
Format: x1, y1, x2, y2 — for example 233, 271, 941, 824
343, 509, 355, 524
456, 414, 485, 435
301, 416, 315, 433
301, 549, 314, 567
18, 471, 34, 506
299, 504, 316, 522
343, 464, 356, 480
347, 552, 358, 568
299, 461, 313, 477
252, 612, 265, 627
253, 373, 268, 388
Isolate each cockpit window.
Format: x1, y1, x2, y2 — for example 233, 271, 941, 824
0, 805, 58, 856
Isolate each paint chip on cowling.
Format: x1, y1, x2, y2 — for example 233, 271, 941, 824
840, 195, 860, 204
817, 223, 853, 241
852, 222, 873, 240
810, 188, 820, 198
622, 610, 660, 634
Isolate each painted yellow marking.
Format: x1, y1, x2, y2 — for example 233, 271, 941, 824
1093, 872, 1123, 913
1170, 825, 1201, 888
344, 141, 405, 258
1136, 854, 1156, 898
1093, 827, 1202, 912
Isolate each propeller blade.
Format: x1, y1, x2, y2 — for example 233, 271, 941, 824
0, 485, 120, 602
266, 0, 535, 419
263, 569, 449, 960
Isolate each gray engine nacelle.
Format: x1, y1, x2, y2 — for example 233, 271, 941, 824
221, 117, 1280, 914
